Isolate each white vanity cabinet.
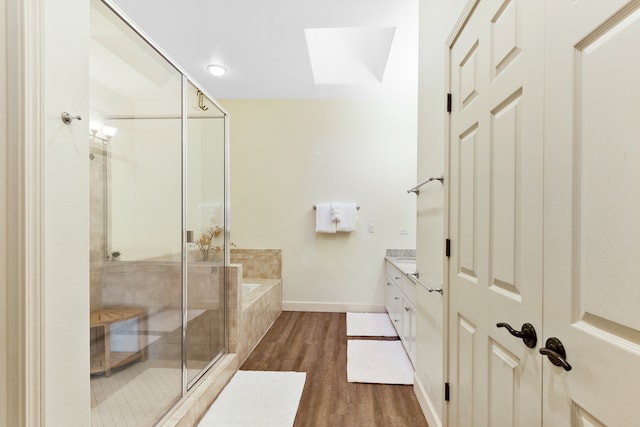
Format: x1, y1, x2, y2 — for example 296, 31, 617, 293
385, 277, 403, 334
385, 259, 417, 366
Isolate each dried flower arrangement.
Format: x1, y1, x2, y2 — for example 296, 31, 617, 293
197, 225, 223, 261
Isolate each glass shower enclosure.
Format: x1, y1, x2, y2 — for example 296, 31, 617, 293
88, 0, 229, 424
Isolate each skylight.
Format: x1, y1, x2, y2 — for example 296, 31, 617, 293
304, 27, 396, 85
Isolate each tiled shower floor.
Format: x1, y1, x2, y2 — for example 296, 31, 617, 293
90, 360, 199, 427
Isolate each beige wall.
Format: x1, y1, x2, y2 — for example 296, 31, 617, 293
42, 0, 91, 423
221, 99, 417, 310
3, 0, 91, 425
415, 0, 468, 426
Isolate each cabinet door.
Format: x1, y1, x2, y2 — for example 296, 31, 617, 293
402, 303, 416, 365
385, 280, 394, 312
402, 304, 412, 344
411, 306, 416, 364
387, 282, 403, 335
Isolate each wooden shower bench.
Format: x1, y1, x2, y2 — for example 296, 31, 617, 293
90, 308, 147, 376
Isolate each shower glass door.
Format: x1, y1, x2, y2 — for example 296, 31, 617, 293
89, 0, 183, 423
89, 0, 229, 424
184, 82, 227, 386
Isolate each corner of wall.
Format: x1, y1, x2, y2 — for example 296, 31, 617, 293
414, 374, 443, 427
414, 0, 468, 424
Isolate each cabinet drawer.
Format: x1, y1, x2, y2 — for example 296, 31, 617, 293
399, 275, 416, 304
385, 280, 395, 308
385, 263, 404, 284
386, 260, 416, 305
389, 283, 403, 309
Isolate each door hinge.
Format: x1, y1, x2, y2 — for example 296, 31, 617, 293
445, 239, 451, 257
445, 382, 450, 401
446, 93, 452, 113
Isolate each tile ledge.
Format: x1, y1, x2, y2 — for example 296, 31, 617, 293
158, 353, 239, 427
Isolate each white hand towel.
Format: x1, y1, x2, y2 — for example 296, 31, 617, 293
335, 202, 358, 232
330, 204, 343, 223
315, 203, 336, 233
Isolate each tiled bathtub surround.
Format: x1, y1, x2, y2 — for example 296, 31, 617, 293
226, 264, 283, 365
239, 278, 282, 363
231, 248, 282, 279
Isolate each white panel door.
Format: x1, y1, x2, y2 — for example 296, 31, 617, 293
543, 0, 640, 425
447, 0, 544, 425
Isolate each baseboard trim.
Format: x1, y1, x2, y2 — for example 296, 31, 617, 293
282, 301, 386, 313
414, 373, 442, 427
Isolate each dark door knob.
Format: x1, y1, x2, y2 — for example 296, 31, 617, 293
496, 322, 538, 348
539, 337, 572, 371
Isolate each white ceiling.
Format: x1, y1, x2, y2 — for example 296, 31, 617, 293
109, 0, 418, 100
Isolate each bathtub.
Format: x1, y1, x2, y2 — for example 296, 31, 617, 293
241, 282, 261, 296
238, 278, 282, 363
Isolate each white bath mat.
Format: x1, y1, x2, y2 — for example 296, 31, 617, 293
347, 340, 413, 385
198, 370, 306, 427
346, 312, 397, 337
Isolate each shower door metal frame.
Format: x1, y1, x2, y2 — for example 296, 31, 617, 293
99, 0, 231, 405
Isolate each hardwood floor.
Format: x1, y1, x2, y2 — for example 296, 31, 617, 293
240, 311, 429, 427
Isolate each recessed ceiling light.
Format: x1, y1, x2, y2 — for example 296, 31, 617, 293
207, 64, 226, 77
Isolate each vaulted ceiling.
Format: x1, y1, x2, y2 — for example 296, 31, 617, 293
110, 0, 418, 100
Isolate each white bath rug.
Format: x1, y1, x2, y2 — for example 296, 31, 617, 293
198, 370, 306, 427
347, 340, 413, 385
346, 312, 398, 337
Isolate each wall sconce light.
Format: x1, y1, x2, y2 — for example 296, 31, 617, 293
90, 125, 118, 144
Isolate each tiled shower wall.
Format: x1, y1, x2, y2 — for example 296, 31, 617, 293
89, 144, 108, 311
98, 261, 224, 362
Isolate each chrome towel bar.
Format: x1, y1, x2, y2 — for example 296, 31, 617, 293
407, 175, 444, 195
407, 274, 443, 294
